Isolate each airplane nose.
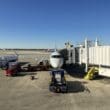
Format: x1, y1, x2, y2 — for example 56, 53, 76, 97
51, 63, 58, 68
50, 58, 63, 68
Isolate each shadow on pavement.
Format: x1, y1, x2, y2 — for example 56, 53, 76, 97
12, 72, 37, 77
63, 64, 107, 80
67, 81, 90, 93
63, 64, 86, 79
19, 62, 29, 66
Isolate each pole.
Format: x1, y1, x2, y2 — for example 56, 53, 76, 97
85, 38, 89, 72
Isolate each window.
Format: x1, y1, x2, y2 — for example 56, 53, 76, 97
52, 55, 62, 58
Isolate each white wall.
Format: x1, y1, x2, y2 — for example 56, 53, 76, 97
79, 46, 110, 66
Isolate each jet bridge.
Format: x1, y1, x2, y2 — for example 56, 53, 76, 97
79, 39, 110, 77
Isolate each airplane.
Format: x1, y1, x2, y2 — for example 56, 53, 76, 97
49, 49, 68, 93
50, 49, 64, 69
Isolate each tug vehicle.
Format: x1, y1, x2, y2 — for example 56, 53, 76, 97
49, 69, 68, 93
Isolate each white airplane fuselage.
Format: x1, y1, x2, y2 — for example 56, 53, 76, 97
50, 51, 63, 69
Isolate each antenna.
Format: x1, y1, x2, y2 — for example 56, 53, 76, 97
54, 42, 57, 51
95, 37, 99, 46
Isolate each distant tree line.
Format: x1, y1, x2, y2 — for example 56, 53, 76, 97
0, 48, 50, 51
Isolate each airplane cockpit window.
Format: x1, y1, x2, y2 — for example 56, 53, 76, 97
52, 55, 62, 58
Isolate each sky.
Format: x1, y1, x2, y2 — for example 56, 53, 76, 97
0, 0, 110, 48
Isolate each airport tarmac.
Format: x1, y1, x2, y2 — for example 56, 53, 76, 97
0, 70, 110, 110
0, 51, 110, 110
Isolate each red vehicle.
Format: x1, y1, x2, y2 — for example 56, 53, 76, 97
5, 61, 20, 76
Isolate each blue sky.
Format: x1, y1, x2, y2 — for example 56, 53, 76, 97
0, 0, 110, 48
